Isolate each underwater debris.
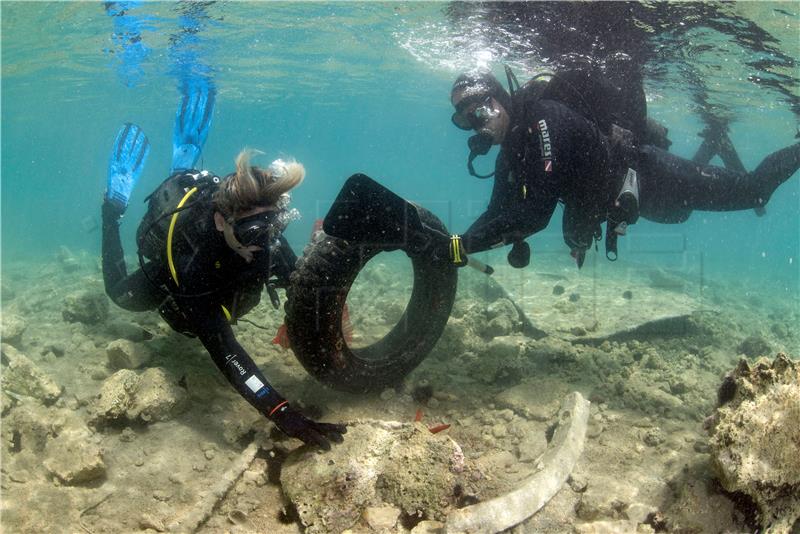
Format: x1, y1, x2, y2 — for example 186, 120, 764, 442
445, 392, 590, 533
168, 441, 261, 532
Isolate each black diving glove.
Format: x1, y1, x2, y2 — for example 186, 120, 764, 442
507, 241, 531, 268
432, 234, 469, 268
270, 402, 347, 450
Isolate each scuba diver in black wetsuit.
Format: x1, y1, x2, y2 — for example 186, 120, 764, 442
100, 93, 345, 450
441, 67, 800, 269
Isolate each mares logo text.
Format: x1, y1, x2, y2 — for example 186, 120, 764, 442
538, 119, 553, 172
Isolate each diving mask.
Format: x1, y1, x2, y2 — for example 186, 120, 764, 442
451, 94, 496, 131
232, 211, 281, 248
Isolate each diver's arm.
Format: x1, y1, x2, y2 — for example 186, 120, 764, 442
462, 166, 559, 254
190, 309, 287, 414
461, 200, 556, 254
185, 303, 346, 448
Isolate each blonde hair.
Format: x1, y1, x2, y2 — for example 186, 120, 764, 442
213, 149, 305, 217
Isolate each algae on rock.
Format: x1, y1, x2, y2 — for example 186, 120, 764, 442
707, 353, 800, 532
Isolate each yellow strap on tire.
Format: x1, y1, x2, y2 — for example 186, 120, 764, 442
449, 234, 464, 264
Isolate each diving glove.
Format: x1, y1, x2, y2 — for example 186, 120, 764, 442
507, 240, 530, 268
270, 402, 347, 450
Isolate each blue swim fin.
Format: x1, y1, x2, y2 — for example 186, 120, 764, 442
171, 83, 216, 172
106, 122, 151, 210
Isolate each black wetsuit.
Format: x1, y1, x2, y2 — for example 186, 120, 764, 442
461, 75, 800, 258
101, 170, 297, 417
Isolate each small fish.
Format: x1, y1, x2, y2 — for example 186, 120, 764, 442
272, 323, 291, 349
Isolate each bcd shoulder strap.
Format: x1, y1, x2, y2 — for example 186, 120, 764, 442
136, 170, 221, 264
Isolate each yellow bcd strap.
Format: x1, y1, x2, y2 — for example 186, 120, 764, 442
220, 305, 232, 322
167, 186, 199, 286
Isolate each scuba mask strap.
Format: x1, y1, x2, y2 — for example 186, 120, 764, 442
467, 133, 495, 179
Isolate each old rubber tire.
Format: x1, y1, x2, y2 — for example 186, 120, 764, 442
285, 207, 457, 393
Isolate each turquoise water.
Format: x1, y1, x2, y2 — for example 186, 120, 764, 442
2, 1, 799, 292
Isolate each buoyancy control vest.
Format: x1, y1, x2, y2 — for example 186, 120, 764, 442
513, 69, 643, 264
136, 169, 221, 266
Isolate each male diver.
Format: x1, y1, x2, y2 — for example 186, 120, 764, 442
441, 67, 800, 268
101, 84, 346, 449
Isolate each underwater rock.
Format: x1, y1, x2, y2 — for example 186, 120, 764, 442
495, 381, 565, 422
280, 421, 469, 534
89, 367, 188, 426
132, 368, 189, 422
2, 399, 60, 453
43, 430, 106, 485
106, 320, 154, 342
467, 335, 530, 385
55, 245, 80, 273
485, 335, 523, 360
1, 344, 62, 404
575, 476, 638, 521
106, 339, 152, 369
437, 316, 482, 358
1, 313, 27, 346
90, 369, 139, 424
362, 505, 400, 530
736, 335, 771, 358
483, 315, 514, 338
411, 520, 445, 533
707, 353, 800, 532
486, 298, 517, 322
62, 290, 108, 325
573, 519, 647, 533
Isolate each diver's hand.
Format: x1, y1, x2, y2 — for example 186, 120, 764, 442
270, 403, 347, 450
432, 234, 469, 267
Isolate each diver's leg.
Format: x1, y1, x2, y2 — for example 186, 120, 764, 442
641, 143, 800, 213
102, 122, 156, 310
691, 123, 762, 214
101, 200, 128, 295
637, 146, 693, 223
747, 143, 800, 204
101, 201, 162, 311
